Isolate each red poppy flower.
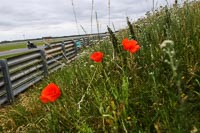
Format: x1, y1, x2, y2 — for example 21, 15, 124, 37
90, 52, 104, 62
122, 38, 140, 54
40, 83, 61, 103
129, 44, 140, 53
122, 38, 129, 46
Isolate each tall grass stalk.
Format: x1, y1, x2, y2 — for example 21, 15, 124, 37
80, 24, 87, 35
91, 0, 94, 34
95, 11, 100, 40
108, 0, 111, 27
71, 0, 80, 35
126, 17, 137, 40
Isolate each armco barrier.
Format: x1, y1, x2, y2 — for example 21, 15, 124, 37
0, 33, 109, 105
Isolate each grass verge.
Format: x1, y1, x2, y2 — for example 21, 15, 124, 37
0, 1, 199, 132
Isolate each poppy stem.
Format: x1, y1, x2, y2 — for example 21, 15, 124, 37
77, 67, 98, 112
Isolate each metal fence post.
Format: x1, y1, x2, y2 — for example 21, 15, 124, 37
82, 37, 86, 46
40, 50, 48, 77
73, 40, 78, 55
0, 60, 14, 103
61, 42, 66, 57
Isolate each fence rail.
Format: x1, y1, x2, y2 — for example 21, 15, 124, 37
0, 33, 109, 105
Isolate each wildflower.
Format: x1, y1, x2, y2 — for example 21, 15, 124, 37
122, 38, 140, 53
159, 40, 174, 49
190, 125, 198, 133
122, 38, 129, 48
90, 65, 95, 68
40, 83, 61, 103
90, 52, 104, 62
127, 116, 131, 121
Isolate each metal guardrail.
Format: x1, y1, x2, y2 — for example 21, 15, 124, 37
0, 33, 109, 105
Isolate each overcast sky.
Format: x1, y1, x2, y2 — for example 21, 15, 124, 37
0, 0, 179, 41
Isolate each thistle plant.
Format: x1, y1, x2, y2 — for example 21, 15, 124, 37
160, 40, 182, 103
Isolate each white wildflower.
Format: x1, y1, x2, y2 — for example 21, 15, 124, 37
160, 40, 174, 49
90, 65, 95, 68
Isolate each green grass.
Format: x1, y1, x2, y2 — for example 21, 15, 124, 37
0, 43, 27, 52
0, 1, 200, 133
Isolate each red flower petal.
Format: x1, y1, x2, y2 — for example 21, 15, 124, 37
129, 40, 138, 46
122, 38, 140, 54
90, 52, 104, 62
40, 96, 50, 103
122, 38, 129, 45
129, 45, 140, 53
40, 83, 61, 103
123, 41, 132, 50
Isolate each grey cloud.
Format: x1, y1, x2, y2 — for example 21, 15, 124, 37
0, 0, 72, 28
0, 0, 177, 41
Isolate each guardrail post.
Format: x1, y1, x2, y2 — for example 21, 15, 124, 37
40, 50, 48, 77
61, 42, 66, 56
83, 37, 89, 46
0, 60, 14, 103
73, 40, 78, 55
82, 37, 86, 46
